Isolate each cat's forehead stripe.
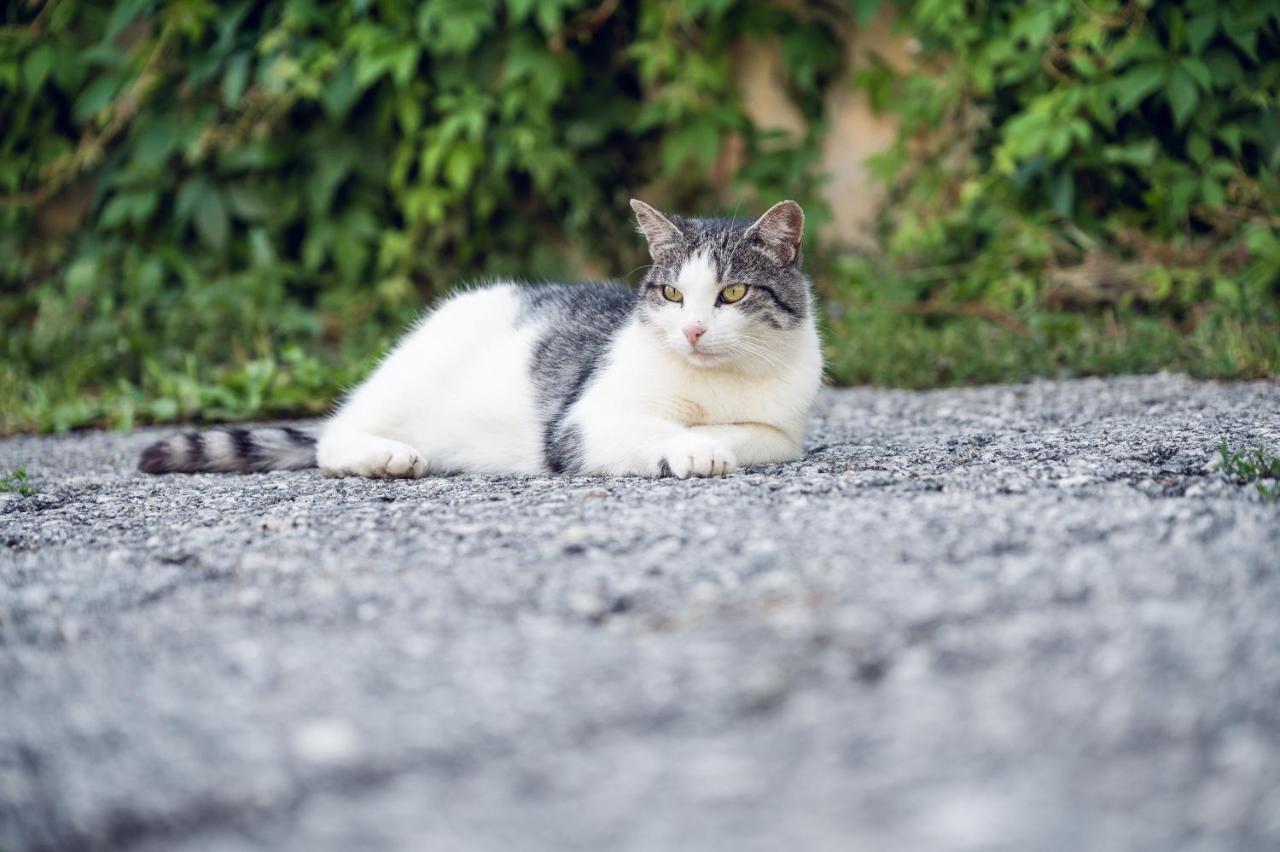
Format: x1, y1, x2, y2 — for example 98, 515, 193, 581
675, 249, 719, 296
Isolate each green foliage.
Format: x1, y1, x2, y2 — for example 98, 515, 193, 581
829, 0, 1280, 385
1, 0, 844, 433
1217, 442, 1280, 500
0, 468, 36, 496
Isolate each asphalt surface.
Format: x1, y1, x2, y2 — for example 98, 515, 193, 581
2, 374, 1279, 852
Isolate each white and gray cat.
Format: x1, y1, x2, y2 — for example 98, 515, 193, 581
139, 199, 823, 479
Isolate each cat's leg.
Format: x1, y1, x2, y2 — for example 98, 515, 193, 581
573, 416, 738, 478
315, 429, 427, 479
688, 423, 803, 467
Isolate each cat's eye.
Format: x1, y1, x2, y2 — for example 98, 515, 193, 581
661, 285, 683, 303
719, 283, 749, 304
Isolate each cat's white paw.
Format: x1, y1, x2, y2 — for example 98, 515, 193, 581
318, 435, 427, 479
656, 434, 737, 478
374, 445, 427, 479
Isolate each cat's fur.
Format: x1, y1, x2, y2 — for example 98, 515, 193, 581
139, 199, 823, 479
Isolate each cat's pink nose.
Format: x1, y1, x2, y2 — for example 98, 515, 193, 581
683, 322, 706, 346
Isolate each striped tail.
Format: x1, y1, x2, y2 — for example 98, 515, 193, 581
138, 426, 317, 474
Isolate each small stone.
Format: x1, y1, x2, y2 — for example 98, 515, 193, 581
568, 591, 607, 619
291, 718, 361, 766
743, 665, 791, 711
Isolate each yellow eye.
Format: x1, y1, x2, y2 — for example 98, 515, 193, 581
719, 283, 748, 304
661, 285, 683, 303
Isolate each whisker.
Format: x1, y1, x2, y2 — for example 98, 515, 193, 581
727, 336, 787, 371
623, 263, 652, 282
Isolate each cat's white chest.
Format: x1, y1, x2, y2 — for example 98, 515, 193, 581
655, 368, 776, 426
574, 319, 819, 437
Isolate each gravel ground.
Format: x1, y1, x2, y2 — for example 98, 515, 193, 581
2, 374, 1279, 852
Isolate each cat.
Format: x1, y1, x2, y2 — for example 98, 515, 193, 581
138, 199, 823, 479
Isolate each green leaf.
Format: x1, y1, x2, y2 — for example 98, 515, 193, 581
1222, 14, 1259, 61
1245, 223, 1280, 260
309, 145, 356, 215
99, 196, 133, 229
1169, 175, 1200, 218
1011, 7, 1056, 47
1203, 49, 1243, 88
227, 184, 270, 221
1201, 174, 1225, 207
22, 45, 54, 92
104, 0, 151, 41
175, 176, 208, 225
505, 0, 538, 23
1180, 57, 1211, 91
1113, 63, 1166, 112
444, 145, 477, 189
134, 116, 179, 168
1186, 12, 1217, 54
662, 119, 723, 172
1166, 69, 1199, 128
417, 0, 495, 54
852, 0, 881, 25
1049, 169, 1075, 217
1187, 134, 1211, 164
1102, 140, 1157, 167
322, 61, 362, 118
302, 223, 332, 270
1217, 124, 1243, 156
248, 228, 275, 267
1069, 53, 1098, 80
193, 189, 230, 250
222, 52, 251, 107
74, 76, 122, 123
99, 191, 158, 229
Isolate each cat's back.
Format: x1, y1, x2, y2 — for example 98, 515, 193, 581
518, 281, 634, 336
520, 281, 635, 380
518, 281, 636, 428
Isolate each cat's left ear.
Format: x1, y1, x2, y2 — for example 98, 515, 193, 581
745, 200, 804, 266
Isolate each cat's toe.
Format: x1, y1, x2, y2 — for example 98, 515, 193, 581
379, 447, 426, 478
657, 436, 737, 479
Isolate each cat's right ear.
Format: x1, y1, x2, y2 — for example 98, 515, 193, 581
630, 199, 683, 259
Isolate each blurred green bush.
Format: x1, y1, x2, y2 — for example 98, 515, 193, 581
2, 0, 843, 431
830, 0, 1280, 386
1, 0, 1277, 433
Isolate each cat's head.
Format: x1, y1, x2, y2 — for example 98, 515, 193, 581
630, 198, 810, 370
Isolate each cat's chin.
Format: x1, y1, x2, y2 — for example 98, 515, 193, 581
677, 348, 730, 369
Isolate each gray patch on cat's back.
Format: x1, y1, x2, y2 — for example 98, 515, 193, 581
520, 282, 637, 474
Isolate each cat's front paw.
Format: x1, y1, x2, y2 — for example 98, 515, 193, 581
372, 445, 427, 479
318, 435, 427, 479
655, 434, 737, 479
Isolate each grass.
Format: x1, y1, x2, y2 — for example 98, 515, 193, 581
822, 307, 1280, 388
1217, 443, 1280, 501
0, 468, 36, 497
2, 264, 1278, 436
820, 253, 1280, 388
1, 342, 384, 437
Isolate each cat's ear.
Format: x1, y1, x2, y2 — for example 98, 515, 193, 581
745, 200, 805, 266
630, 199, 684, 259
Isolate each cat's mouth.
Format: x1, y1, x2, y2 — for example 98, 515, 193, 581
680, 345, 728, 368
